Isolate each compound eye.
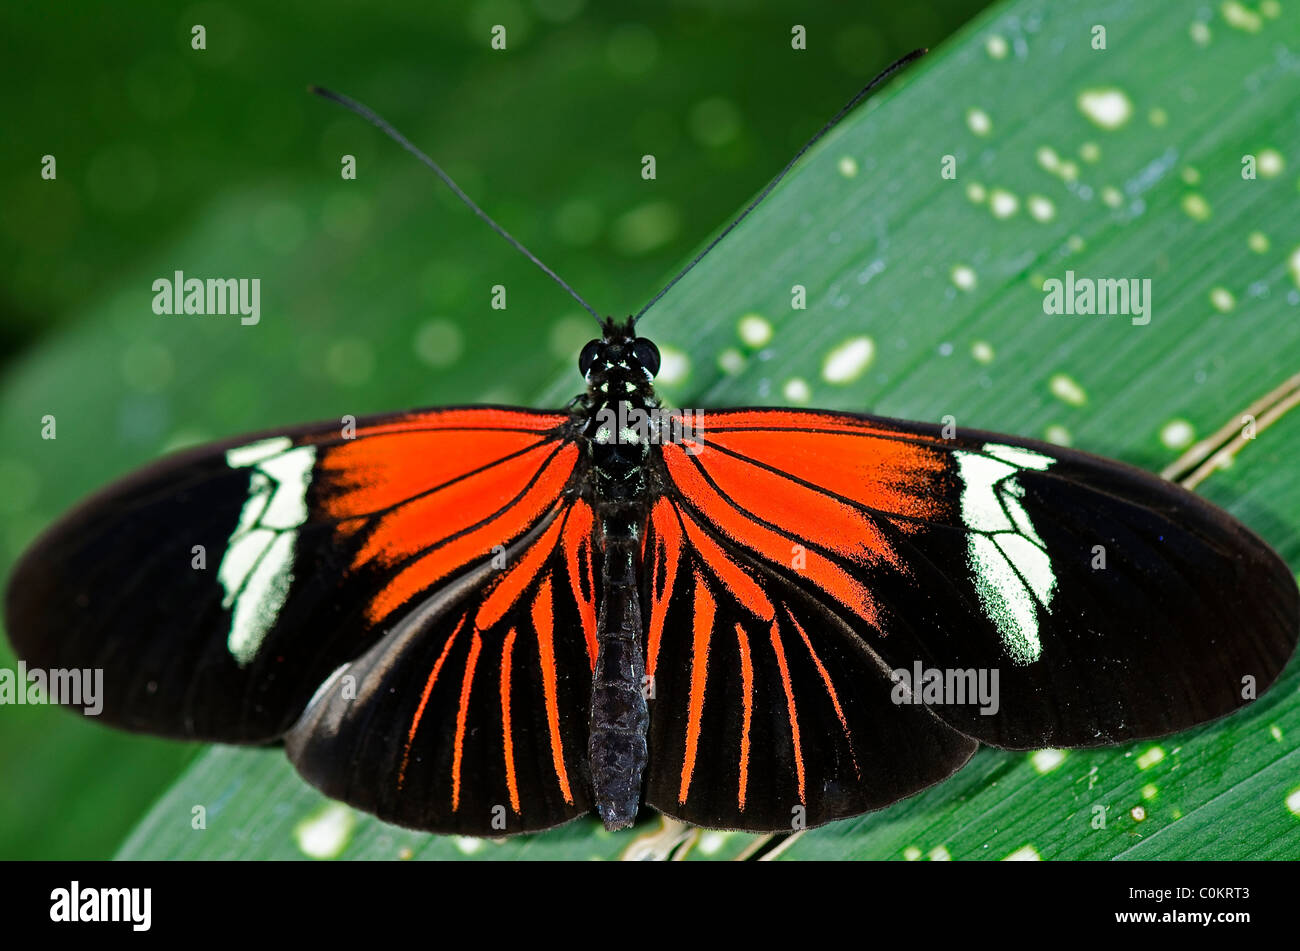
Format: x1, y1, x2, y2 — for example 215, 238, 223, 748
578, 339, 602, 375
631, 338, 661, 377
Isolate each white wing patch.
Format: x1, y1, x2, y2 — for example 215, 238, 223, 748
219, 437, 317, 666
954, 443, 1056, 664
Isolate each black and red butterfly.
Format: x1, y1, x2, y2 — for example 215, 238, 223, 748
6, 56, 1298, 837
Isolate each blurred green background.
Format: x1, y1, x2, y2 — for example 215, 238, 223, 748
0, 0, 994, 858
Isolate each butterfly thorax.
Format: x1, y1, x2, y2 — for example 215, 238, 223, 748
575, 339, 659, 501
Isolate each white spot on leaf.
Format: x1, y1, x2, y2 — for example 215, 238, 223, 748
1004, 845, 1041, 861
1160, 419, 1195, 449
783, 377, 811, 403
1221, 1, 1263, 32
294, 803, 356, 859
1182, 193, 1211, 221
1137, 746, 1165, 770
1044, 425, 1071, 446
1049, 374, 1087, 407
1032, 749, 1066, 773
989, 189, 1019, 218
966, 108, 992, 137
951, 265, 977, 291
737, 313, 773, 348
1078, 88, 1134, 130
718, 348, 746, 375
1258, 148, 1284, 178
1027, 195, 1055, 222
656, 345, 689, 385
821, 336, 875, 384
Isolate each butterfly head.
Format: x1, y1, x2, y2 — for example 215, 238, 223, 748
579, 317, 661, 395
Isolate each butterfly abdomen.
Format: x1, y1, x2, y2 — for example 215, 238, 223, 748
589, 511, 650, 830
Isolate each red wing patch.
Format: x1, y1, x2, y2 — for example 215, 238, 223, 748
659, 409, 962, 629
309, 411, 577, 624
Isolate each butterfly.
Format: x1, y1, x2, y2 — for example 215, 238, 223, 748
6, 54, 1298, 838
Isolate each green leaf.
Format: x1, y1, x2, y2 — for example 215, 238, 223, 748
116, 746, 634, 861
10, 0, 1300, 859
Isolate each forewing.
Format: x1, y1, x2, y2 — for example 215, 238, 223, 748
4, 407, 579, 743
657, 408, 1299, 751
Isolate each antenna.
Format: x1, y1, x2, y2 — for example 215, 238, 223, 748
309, 85, 602, 325
633, 49, 928, 325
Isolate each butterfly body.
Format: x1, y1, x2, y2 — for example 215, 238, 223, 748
575, 318, 661, 828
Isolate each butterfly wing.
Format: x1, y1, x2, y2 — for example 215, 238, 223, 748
287, 497, 601, 834
4, 407, 585, 747
649, 408, 1297, 816
641, 496, 977, 831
